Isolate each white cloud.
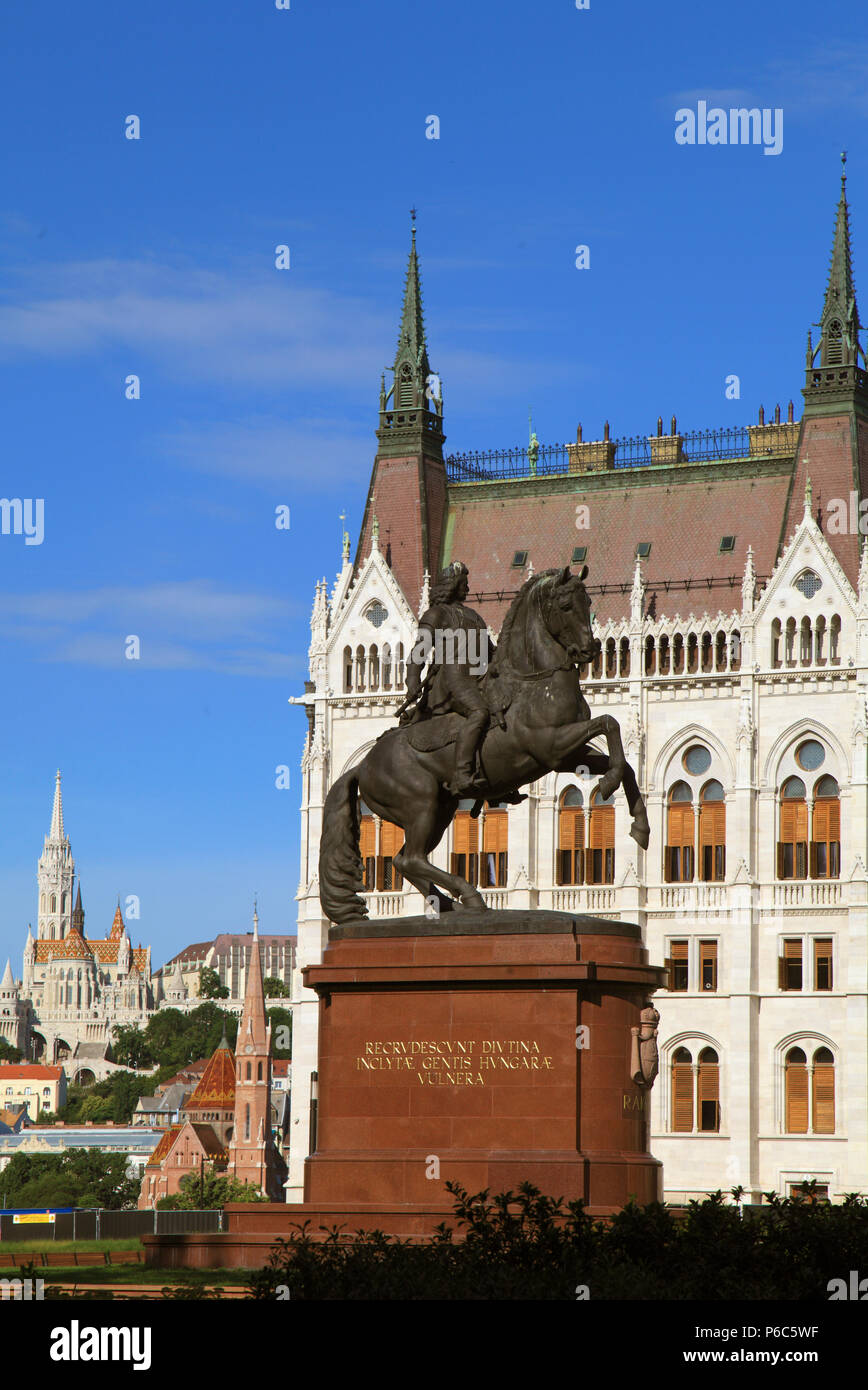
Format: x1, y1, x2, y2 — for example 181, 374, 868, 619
0, 580, 302, 677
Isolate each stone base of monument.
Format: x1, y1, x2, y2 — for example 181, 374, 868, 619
303, 910, 665, 1212
143, 912, 665, 1267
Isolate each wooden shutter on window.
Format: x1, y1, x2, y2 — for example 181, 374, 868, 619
698, 1060, 720, 1129
558, 807, 584, 885
812, 797, 841, 879
483, 808, 508, 855
699, 940, 718, 990
668, 804, 694, 848
699, 803, 725, 867
380, 821, 404, 857
812, 1063, 835, 1134
786, 1060, 809, 1133
781, 798, 808, 845
379, 821, 404, 891
453, 812, 478, 858
671, 1063, 694, 1132
813, 938, 833, 990
359, 817, 375, 860
360, 815, 376, 891
589, 805, 614, 850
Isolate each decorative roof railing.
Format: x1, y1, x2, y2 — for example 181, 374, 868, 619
445, 425, 766, 482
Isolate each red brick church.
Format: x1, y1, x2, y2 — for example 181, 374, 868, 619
138, 913, 285, 1206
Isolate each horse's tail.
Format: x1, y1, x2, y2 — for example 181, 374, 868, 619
318, 769, 367, 925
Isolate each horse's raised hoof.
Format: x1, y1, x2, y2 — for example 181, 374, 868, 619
630, 822, 650, 851
593, 776, 619, 803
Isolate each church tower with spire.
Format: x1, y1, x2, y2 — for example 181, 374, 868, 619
37, 771, 75, 941
229, 906, 284, 1198
354, 216, 448, 610
783, 154, 868, 586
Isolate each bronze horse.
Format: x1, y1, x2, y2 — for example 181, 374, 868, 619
318, 566, 649, 924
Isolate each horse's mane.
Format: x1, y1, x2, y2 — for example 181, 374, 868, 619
492, 568, 564, 671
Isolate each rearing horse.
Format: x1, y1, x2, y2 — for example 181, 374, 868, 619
318, 566, 649, 924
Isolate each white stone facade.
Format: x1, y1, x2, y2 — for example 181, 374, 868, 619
286, 495, 868, 1205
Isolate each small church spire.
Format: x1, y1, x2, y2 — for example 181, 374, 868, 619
49, 770, 65, 841
804, 474, 813, 518
376, 217, 444, 455
813, 152, 863, 371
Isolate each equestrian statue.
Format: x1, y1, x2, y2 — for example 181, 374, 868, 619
318, 561, 649, 925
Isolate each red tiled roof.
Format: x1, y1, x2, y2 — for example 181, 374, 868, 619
183, 1047, 236, 1112
0, 1064, 63, 1079
145, 1125, 182, 1167
444, 461, 794, 627
158, 1059, 209, 1091
35, 936, 149, 970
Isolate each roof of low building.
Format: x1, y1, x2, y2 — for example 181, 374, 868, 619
0, 1064, 64, 1080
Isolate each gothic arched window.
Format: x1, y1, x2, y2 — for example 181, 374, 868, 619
778, 777, 808, 880
699, 780, 726, 882
557, 787, 584, 885
811, 776, 840, 879
451, 800, 479, 887
671, 1047, 693, 1132
481, 802, 508, 887
588, 789, 615, 884
665, 782, 694, 883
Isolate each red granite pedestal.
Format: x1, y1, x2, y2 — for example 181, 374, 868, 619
144, 912, 665, 1267
303, 911, 665, 1215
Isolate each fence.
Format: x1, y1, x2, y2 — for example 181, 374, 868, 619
445, 426, 755, 482
0, 1208, 223, 1241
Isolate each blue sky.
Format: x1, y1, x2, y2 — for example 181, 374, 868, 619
1, 0, 866, 972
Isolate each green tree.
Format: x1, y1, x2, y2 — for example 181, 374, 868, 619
57, 1071, 159, 1126
0, 1150, 138, 1210
267, 1007, 292, 1059
156, 1166, 269, 1210
143, 1004, 236, 1071
263, 976, 290, 998
111, 1023, 153, 1069
198, 966, 228, 1000
0, 1038, 21, 1063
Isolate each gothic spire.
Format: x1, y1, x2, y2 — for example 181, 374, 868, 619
240, 902, 267, 1044
49, 769, 66, 841
395, 215, 427, 369
72, 880, 84, 932
376, 216, 444, 457
816, 153, 863, 370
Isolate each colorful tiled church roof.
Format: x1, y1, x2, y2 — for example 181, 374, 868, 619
34, 908, 150, 972
35, 928, 93, 961
183, 1035, 236, 1112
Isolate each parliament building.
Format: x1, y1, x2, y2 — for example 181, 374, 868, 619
287, 164, 868, 1205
